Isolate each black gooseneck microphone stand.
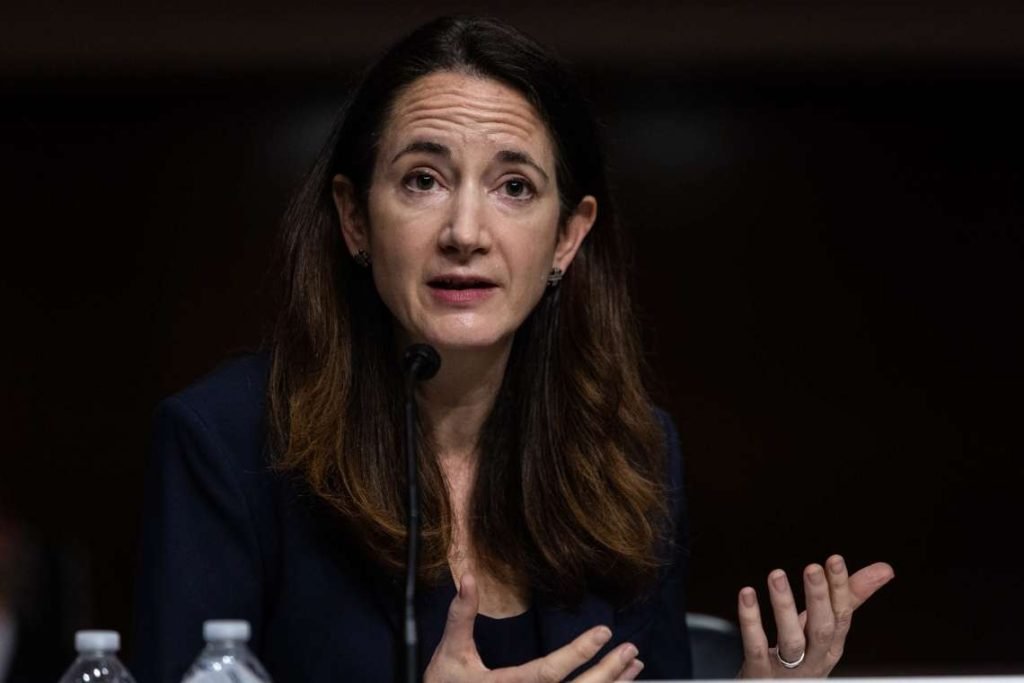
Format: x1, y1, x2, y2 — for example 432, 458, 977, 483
401, 344, 441, 683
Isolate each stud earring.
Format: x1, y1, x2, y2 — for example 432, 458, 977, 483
547, 267, 564, 287
353, 250, 371, 268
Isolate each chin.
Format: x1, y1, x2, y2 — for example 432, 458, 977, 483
420, 326, 511, 354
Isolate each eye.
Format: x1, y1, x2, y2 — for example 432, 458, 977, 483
403, 172, 439, 192
501, 178, 534, 199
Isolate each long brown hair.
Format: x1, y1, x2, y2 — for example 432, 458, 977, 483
268, 16, 671, 606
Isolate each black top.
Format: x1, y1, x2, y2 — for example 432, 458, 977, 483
132, 353, 692, 681
417, 574, 542, 671
476, 609, 542, 670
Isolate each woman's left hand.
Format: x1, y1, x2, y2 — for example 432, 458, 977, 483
737, 555, 894, 678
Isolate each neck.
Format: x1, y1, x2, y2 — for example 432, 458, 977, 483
415, 341, 511, 463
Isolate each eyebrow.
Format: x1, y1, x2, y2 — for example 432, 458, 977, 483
391, 140, 550, 183
391, 140, 450, 163
496, 149, 550, 183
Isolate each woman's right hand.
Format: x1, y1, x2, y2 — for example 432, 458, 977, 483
424, 573, 643, 682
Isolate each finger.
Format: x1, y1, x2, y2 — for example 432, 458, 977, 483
802, 563, 836, 666
825, 555, 853, 656
440, 573, 481, 655
766, 569, 806, 666
797, 559, 894, 630
736, 587, 771, 678
574, 642, 640, 683
616, 658, 645, 681
505, 625, 613, 683
847, 562, 895, 610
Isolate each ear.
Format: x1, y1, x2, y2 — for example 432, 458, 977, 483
553, 195, 597, 271
331, 174, 369, 257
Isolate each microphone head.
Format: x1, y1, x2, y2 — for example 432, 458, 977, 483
402, 344, 441, 381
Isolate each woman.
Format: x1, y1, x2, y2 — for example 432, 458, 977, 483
134, 16, 893, 682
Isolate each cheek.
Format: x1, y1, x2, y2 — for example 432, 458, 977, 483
365, 204, 437, 313
506, 232, 557, 310
515, 214, 561, 276
369, 240, 421, 308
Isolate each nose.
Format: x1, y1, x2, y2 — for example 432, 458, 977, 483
438, 185, 491, 258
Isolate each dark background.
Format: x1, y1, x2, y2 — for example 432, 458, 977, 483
2, 1, 1022, 677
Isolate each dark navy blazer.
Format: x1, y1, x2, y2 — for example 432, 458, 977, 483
132, 354, 692, 681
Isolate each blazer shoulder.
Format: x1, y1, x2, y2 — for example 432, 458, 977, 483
172, 351, 270, 414
155, 351, 271, 470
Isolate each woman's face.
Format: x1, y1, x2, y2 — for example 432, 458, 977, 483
333, 71, 596, 354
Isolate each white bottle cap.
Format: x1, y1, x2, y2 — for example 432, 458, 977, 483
75, 630, 120, 653
203, 620, 251, 642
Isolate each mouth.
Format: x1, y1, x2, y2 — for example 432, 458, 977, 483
427, 275, 498, 291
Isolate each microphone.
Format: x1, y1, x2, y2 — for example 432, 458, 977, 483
402, 344, 441, 387
401, 343, 440, 683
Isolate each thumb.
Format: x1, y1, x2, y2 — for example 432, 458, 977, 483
441, 572, 480, 653
848, 562, 895, 610
425, 573, 486, 682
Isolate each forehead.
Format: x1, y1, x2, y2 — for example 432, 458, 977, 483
379, 71, 554, 165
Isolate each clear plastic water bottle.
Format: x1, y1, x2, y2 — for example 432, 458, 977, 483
59, 630, 138, 683
181, 620, 272, 683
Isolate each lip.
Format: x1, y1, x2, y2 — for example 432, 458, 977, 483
426, 273, 498, 306
427, 272, 498, 286
429, 287, 495, 305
